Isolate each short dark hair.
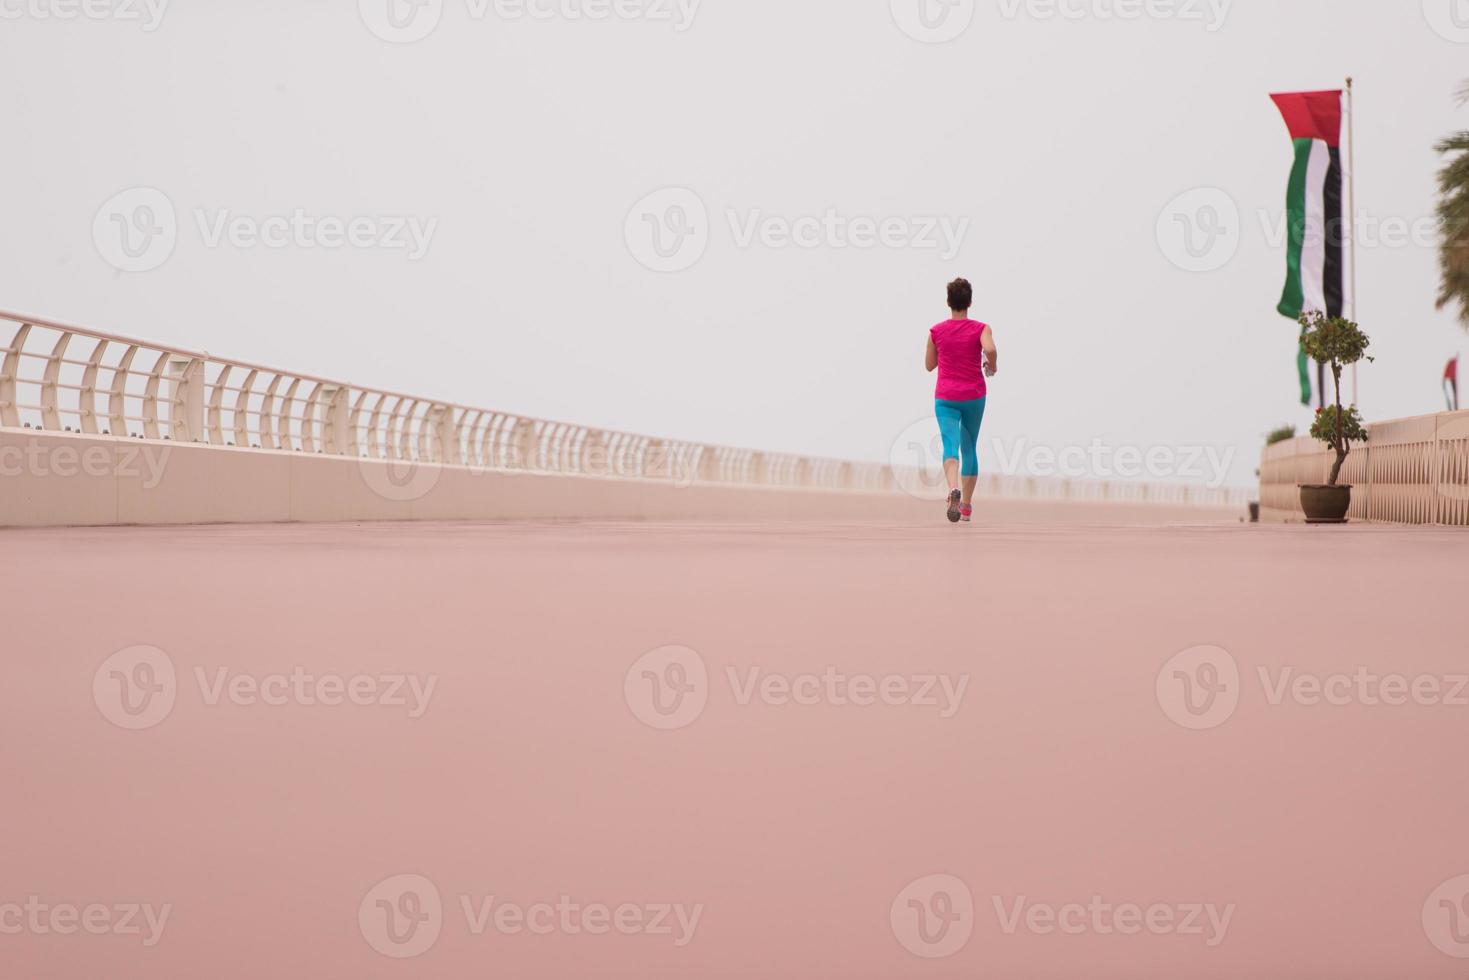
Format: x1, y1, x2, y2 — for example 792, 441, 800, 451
947, 278, 972, 311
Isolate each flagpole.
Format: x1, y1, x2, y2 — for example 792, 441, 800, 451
1346, 77, 1359, 407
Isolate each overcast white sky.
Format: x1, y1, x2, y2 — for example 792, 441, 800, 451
4, 0, 1467, 488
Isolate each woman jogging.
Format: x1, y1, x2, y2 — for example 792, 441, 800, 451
925, 278, 997, 524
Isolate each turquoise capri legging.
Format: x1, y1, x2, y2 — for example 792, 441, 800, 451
935, 398, 987, 478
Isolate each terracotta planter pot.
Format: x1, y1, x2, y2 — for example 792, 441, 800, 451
1299, 484, 1352, 524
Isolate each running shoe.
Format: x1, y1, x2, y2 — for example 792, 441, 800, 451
960, 505, 973, 523
946, 489, 962, 524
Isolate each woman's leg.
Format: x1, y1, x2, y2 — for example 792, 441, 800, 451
934, 401, 963, 491
958, 398, 987, 507
935, 400, 965, 521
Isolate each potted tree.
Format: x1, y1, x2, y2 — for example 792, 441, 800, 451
1297, 311, 1373, 524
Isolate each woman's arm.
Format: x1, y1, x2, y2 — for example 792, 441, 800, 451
925, 336, 938, 373
982, 325, 998, 377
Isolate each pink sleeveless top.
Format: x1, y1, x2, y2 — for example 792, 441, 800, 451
931, 319, 988, 402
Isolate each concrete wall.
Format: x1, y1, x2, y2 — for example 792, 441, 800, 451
0, 429, 1241, 528
1259, 408, 1469, 526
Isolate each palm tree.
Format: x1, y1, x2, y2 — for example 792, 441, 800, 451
1435, 84, 1469, 326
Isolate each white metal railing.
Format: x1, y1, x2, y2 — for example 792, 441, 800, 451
0, 309, 1246, 507
1259, 409, 1469, 525
0, 309, 891, 492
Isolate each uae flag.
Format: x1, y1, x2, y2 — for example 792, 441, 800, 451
1271, 89, 1348, 405
1272, 90, 1347, 318
1448, 356, 1460, 412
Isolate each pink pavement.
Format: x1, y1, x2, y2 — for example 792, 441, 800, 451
2, 514, 1466, 978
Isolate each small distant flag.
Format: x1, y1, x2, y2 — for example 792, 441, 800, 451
1448, 356, 1460, 412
